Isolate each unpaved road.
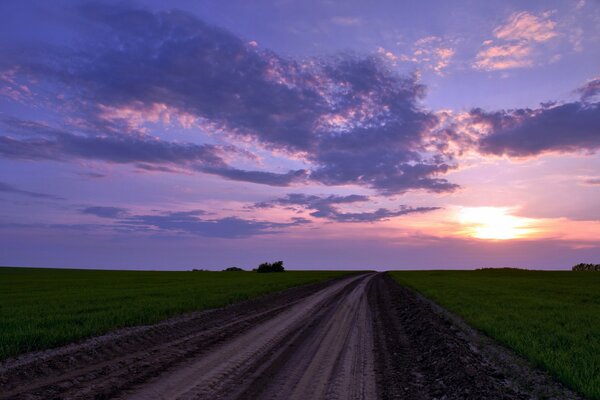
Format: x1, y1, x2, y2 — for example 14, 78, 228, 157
0, 273, 583, 400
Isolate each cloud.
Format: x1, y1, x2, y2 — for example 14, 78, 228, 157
0, 119, 305, 186
124, 210, 308, 238
473, 100, 600, 157
393, 36, 455, 75
0, 4, 458, 195
0, 181, 63, 200
256, 193, 439, 222
80, 172, 106, 179
77, 206, 309, 238
81, 206, 129, 218
331, 16, 362, 26
473, 43, 532, 70
474, 11, 557, 71
198, 167, 308, 186
493, 11, 557, 42
577, 77, 600, 101
583, 178, 600, 186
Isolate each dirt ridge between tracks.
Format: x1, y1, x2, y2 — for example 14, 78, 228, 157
370, 273, 584, 400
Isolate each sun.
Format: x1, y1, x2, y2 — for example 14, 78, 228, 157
458, 207, 534, 240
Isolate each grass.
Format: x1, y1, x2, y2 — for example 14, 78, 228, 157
390, 269, 600, 400
0, 267, 352, 360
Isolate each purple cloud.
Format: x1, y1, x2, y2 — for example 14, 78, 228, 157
0, 181, 63, 200
256, 193, 439, 222
0, 3, 458, 194
577, 78, 600, 101
77, 207, 307, 238
584, 178, 600, 185
474, 100, 600, 157
81, 206, 129, 219
0, 119, 305, 186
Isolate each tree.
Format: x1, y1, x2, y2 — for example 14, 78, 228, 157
572, 263, 600, 271
223, 267, 244, 272
256, 261, 285, 273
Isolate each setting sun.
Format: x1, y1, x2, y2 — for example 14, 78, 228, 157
458, 207, 535, 240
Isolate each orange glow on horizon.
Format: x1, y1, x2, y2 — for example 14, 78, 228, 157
458, 207, 536, 240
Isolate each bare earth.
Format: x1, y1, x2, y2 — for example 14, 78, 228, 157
0, 273, 583, 400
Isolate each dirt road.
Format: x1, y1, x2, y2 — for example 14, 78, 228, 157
0, 273, 582, 400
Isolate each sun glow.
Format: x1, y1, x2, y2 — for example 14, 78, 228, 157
458, 207, 535, 240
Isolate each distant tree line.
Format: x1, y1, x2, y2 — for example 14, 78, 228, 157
190, 262, 286, 273
572, 263, 600, 271
223, 267, 244, 272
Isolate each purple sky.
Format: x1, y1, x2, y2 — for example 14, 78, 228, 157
0, 0, 599, 270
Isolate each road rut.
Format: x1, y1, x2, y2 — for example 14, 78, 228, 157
123, 273, 376, 399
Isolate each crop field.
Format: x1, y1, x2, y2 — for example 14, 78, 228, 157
0, 267, 351, 360
390, 270, 600, 399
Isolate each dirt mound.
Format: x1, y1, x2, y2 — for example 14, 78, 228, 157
370, 273, 583, 400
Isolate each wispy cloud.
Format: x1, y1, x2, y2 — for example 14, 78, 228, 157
0, 118, 306, 187
388, 36, 455, 75
255, 193, 439, 223
0, 181, 63, 200
473, 42, 532, 70
493, 11, 557, 42
474, 11, 558, 71
331, 16, 362, 26
577, 77, 600, 101
81, 206, 129, 219
78, 207, 308, 238
583, 178, 600, 186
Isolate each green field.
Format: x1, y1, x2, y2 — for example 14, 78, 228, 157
390, 270, 600, 399
0, 267, 351, 360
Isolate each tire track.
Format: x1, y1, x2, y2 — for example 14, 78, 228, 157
122, 273, 376, 400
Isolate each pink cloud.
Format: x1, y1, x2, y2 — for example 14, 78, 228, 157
493, 11, 557, 43
0, 68, 32, 101
473, 43, 533, 71
393, 36, 455, 75
98, 102, 199, 132
474, 11, 559, 71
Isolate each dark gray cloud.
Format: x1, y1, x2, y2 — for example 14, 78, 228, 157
78, 207, 307, 238
584, 178, 600, 185
0, 181, 63, 200
256, 193, 439, 222
124, 214, 299, 238
474, 101, 600, 157
81, 206, 129, 219
577, 78, 600, 101
0, 3, 458, 194
198, 167, 308, 187
474, 78, 600, 157
80, 172, 106, 179
0, 119, 305, 186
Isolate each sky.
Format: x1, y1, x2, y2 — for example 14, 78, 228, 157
0, 0, 599, 270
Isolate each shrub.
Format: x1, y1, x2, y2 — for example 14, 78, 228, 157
223, 267, 244, 272
256, 261, 285, 273
572, 263, 600, 271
